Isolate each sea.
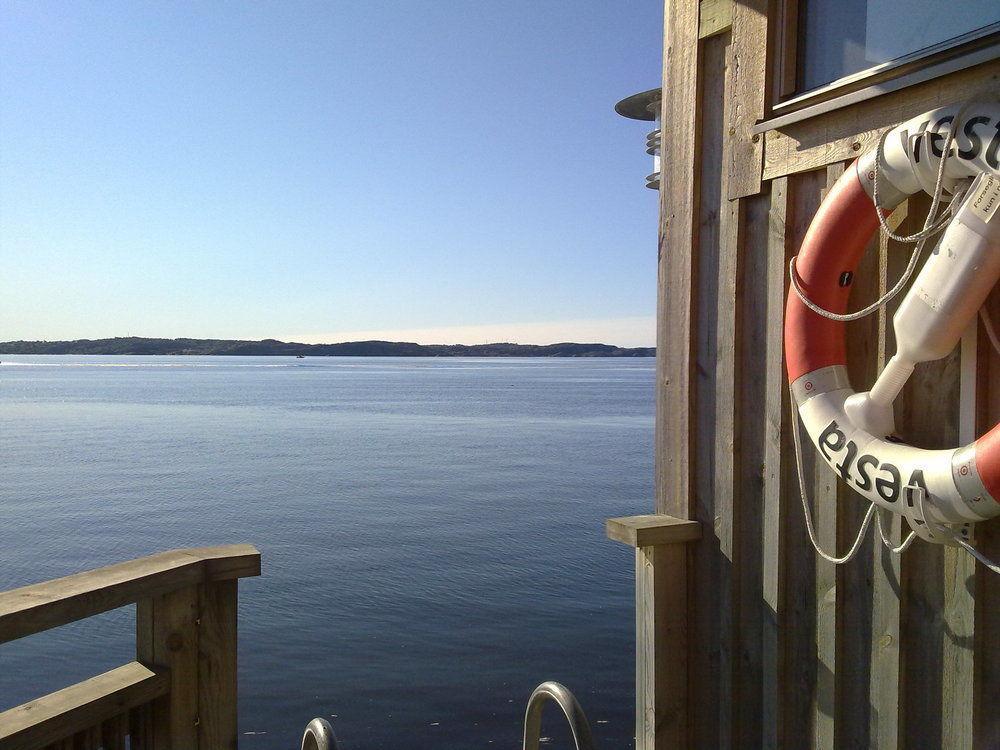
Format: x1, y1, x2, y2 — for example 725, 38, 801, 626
0, 356, 653, 749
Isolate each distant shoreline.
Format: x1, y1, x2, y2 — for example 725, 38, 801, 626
0, 336, 655, 358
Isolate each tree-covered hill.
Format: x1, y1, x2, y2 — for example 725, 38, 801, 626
0, 336, 655, 357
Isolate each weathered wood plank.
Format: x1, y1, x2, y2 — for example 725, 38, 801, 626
761, 176, 790, 750
606, 515, 702, 547
100, 714, 128, 750
197, 580, 239, 750
691, 31, 731, 750
807, 169, 841, 750
781, 169, 826, 749
136, 586, 200, 749
698, 0, 731, 39
867, 202, 912, 750
635, 544, 688, 750
0, 663, 168, 750
895, 192, 964, 747
834, 160, 880, 749
0, 545, 260, 644
762, 62, 1000, 180
733, 189, 773, 747
726, 0, 768, 199
128, 703, 154, 750
656, 0, 702, 521
652, 0, 701, 744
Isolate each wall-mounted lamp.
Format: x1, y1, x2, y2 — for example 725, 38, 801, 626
614, 88, 662, 190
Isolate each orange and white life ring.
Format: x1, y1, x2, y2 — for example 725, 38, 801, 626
785, 101, 1000, 544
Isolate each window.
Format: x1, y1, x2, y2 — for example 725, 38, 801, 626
797, 0, 999, 93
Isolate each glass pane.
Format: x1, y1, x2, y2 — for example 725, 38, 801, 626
798, 0, 1000, 91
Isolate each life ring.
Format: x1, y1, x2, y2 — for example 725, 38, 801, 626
784, 101, 1000, 544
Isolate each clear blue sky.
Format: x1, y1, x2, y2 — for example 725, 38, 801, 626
0, 1, 661, 346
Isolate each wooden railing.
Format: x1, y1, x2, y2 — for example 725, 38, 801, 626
0, 545, 261, 750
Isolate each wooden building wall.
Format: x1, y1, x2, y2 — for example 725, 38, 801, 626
650, 2, 1000, 747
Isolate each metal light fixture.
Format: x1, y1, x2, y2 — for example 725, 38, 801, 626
614, 88, 662, 190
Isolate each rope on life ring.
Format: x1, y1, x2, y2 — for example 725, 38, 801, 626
784, 98, 1000, 571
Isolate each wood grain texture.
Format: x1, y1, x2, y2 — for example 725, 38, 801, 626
100, 713, 128, 750
643, 2, 998, 746
866, 202, 912, 750
698, 0, 731, 39
0, 663, 168, 750
656, 0, 702, 521
0, 545, 260, 644
606, 515, 702, 547
691, 32, 730, 750
653, 2, 701, 744
761, 176, 791, 749
762, 61, 1000, 180
733, 189, 772, 747
635, 545, 689, 750
895, 191, 966, 747
833, 160, 879, 749
726, 0, 768, 199
197, 580, 239, 750
781, 168, 826, 750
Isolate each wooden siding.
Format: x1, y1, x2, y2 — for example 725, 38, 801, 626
653, 2, 1000, 747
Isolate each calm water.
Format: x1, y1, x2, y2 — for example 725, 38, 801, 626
0, 356, 652, 749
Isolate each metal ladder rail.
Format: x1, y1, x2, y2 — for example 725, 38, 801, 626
300, 717, 340, 750
300, 680, 596, 750
522, 681, 597, 750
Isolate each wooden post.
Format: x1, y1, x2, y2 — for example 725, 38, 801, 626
137, 587, 200, 749
198, 580, 239, 750
136, 580, 240, 750
607, 515, 701, 749
654, 0, 701, 744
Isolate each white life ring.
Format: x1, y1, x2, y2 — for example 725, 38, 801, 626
785, 101, 1000, 544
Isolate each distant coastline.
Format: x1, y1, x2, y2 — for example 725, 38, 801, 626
0, 336, 655, 358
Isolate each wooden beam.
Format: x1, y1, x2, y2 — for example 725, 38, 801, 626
656, 0, 702, 520
761, 176, 790, 749
726, 0, 769, 199
698, 0, 731, 39
0, 545, 260, 644
762, 61, 1000, 181
646, 13, 701, 750
0, 662, 169, 750
606, 514, 702, 547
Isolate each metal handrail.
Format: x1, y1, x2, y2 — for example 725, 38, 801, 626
522, 681, 598, 750
301, 717, 341, 750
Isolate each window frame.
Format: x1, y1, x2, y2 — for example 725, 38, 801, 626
762, 1, 999, 131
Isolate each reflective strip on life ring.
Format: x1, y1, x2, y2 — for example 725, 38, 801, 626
784, 160, 1000, 526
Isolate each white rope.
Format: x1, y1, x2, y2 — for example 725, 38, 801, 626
871, 97, 980, 243
982, 307, 1000, 356
789, 102, 972, 323
954, 537, 1000, 574
789, 383, 876, 564
786, 96, 999, 569
788, 238, 928, 323
875, 509, 918, 554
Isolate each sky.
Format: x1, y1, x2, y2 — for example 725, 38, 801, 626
0, 1, 662, 346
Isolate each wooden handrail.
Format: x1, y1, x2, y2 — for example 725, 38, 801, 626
0, 662, 169, 750
0, 544, 260, 644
